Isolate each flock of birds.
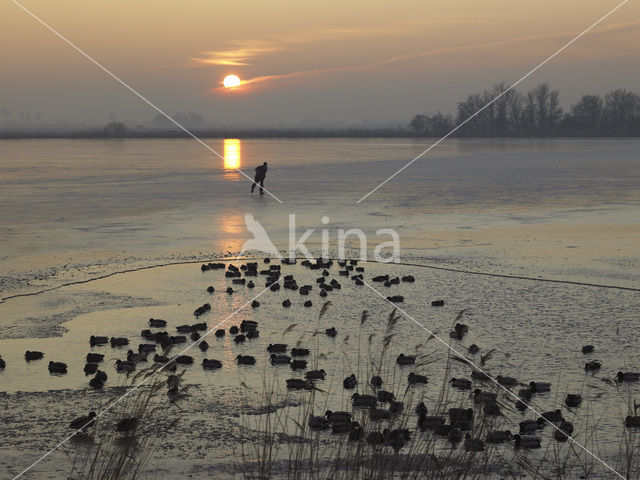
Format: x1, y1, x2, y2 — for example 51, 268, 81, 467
2, 256, 640, 455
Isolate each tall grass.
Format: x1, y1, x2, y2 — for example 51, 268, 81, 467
237, 305, 640, 480
68, 365, 185, 480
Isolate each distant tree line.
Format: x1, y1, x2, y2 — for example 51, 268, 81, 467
410, 83, 640, 136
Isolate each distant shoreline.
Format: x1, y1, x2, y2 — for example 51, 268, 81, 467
1, 129, 639, 139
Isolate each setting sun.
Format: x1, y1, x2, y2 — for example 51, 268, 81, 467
223, 74, 241, 88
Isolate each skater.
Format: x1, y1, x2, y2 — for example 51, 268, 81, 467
251, 162, 268, 195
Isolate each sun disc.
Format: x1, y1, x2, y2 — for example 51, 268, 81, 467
223, 75, 241, 88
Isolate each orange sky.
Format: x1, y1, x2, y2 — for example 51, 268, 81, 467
1, 0, 638, 126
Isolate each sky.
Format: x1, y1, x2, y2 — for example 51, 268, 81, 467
1, 0, 639, 127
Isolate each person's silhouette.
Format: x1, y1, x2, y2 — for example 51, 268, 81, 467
251, 162, 268, 195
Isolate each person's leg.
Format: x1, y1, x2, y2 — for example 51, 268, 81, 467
259, 178, 264, 194
251, 175, 257, 193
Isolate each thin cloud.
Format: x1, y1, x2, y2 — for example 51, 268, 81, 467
212, 19, 640, 92
191, 20, 480, 67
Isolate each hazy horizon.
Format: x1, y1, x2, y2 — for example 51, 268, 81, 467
2, 0, 639, 127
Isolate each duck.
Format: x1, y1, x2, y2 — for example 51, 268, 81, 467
370, 375, 383, 388
565, 394, 582, 408
539, 409, 563, 423
202, 359, 222, 369
236, 355, 256, 365
48, 361, 67, 374
554, 420, 574, 441
519, 418, 544, 433
89, 375, 104, 389
229, 326, 239, 335
401, 275, 415, 282
366, 431, 384, 446
449, 408, 474, 427
386, 295, 404, 303
483, 402, 501, 416
193, 303, 211, 316
305, 369, 326, 380
153, 354, 170, 363
325, 410, 352, 423
468, 344, 480, 354
585, 360, 601, 372
369, 408, 392, 421
625, 416, 640, 428
389, 401, 404, 414
396, 353, 416, 365
138, 344, 156, 353
415, 402, 428, 415
247, 281, 255, 289
175, 355, 193, 365
383, 428, 411, 452
116, 417, 139, 433
126, 350, 147, 363
319, 290, 328, 298
408, 372, 428, 385
215, 329, 225, 337
251, 300, 260, 308
176, 325, 192, 333
473, 389, 497, 403
529, 381, 551, 393
616, 371, 640, 382
191, 322, 207, 331
110, 337, 129, 348
198, 340, 209, 351
95, 369, 107, 382
282, 299, 292, 307
246, 330, 260, 339
85, 353, 104, 363
447, 427, 463, 445
377, 390, 395, 402
471, 370, 490, 381
463, 433, 484, 452
497, 375, 518, 387
308, 415, 330, 431
25, 351, 44, 361
90, 335, 108, 347
69, 411, 97, 431
450, 378, 472, 390
582, 345, 594, 354
291, 348, 310, 357
170, 335, 187, 345
431, 300, 445, 307
267, 343, 287, 353
286, 378, 312, 390
240, 320, 258, 332
115, 360, 136, 373
234, 334, 246, 344
206, 286, 215, 293
514, 434, 541, 449
348, 423, 363, 441
486, 430, 512, 443
352, 393, 377, 408
304, 300, 313, 307
190, 332, 201, 341
148, 318, 167, 328
417, 414, 445, 430
291, 359, 307, 370
343, 374, 357, 389
325, 327, 337, 337
270, 354, 291, 365
84, 363, 98, 375
0, 357, 5, 369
